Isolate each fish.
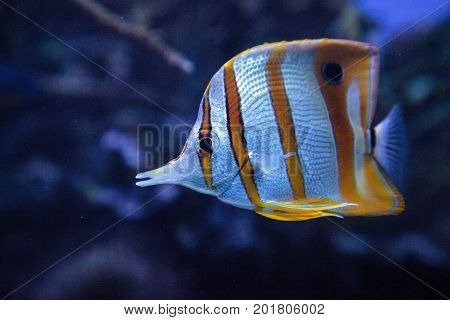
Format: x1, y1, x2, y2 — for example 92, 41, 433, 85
136, 39, 407, 221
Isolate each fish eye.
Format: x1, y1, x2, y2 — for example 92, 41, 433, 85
199, 136, 213, 154
321, 62, 344, 85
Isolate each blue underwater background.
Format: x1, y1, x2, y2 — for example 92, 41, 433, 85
0, 0, 449, 299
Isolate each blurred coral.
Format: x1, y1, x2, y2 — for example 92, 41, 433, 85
71, 0, 194, 73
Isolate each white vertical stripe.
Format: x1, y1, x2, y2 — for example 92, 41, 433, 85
346, 80, 365, 196
232, 47, 294, 202
367, 54, 378, 129
208, 67, 253, 209
281, 48, 340, 200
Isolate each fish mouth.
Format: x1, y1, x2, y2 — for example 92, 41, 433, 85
135, 163, 182, 187
135, 170, 163, 187
135, 171, 154, 187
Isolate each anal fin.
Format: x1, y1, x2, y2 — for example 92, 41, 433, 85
255, 208, 342, 221
263, 198, 356, 214
254, 198, 355, 221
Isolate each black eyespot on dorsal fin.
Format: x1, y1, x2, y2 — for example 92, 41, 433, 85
321, 62, 344, 85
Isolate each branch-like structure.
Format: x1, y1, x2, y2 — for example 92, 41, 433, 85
71, 0, 194, 73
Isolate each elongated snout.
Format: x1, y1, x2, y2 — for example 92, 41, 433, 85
135, 130, 218, 195
136, 161, 183, 187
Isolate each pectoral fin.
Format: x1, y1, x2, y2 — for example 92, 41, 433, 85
249, 152, 285, 176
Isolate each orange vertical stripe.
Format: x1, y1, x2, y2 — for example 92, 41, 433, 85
314, 45, 359, 203
198, 85, 214, 189
267, 46, 305, 199
223, 60, 263, 207
313, 41, 393, 213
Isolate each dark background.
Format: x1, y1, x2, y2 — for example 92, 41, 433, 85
0, 0, 449, 299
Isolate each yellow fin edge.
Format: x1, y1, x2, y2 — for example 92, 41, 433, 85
254, 198, 354, 221
255, 209, 342, 221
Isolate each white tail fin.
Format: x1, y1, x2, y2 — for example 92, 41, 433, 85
373, 105, 408, 189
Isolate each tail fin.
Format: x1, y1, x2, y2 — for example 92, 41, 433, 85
373, 105, 408, 189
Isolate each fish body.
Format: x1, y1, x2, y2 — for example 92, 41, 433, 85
136, 39, 407, 221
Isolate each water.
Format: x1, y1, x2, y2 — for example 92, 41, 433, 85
0, 0, 448, 299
